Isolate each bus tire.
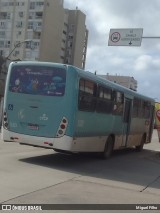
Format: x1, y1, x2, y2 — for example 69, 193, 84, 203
101, 136, 114, 159
136, 134, 146, 152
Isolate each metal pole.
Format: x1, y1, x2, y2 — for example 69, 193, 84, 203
6, 39, 32, 60
142, 37, 160, 39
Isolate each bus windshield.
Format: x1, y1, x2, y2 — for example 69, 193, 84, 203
9, 65, 66, 96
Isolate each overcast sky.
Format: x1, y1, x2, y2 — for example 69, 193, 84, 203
64, 0, 160, 101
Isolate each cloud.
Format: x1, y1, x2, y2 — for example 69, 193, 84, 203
64, 0, 160, 101
134, 55, 153, 71
134, 55, 160, 73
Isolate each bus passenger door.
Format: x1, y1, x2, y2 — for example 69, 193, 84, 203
122, 98, 132, 147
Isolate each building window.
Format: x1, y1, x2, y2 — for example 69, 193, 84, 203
67, 41, 72, 48
0, 31, 5, 38
33, 31, 41, 39
35, 12, 43, 19
0, 41, 4, 48
0, 22, 5, 29
30, 2, 35, 9
19, 12, 24, 18
69, 24, 75, 32
0, 12, 10, 19
5, 41, 10, 48
36, 2, 44, 6
30, 1, 44, 9
16, 21, 23, 28
25, 50, 31, 58
68, 35, 73, 40
0, 50, 4, 56
9, 2, 14, 6
26, 41, 32, 49
65, 57, 71, 64
63, 30, 67, 35
28, 22, 34, 29
13, 50, 20, 56
29, 12, 34, 19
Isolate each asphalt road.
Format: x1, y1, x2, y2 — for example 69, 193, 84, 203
0, 130, 160, 213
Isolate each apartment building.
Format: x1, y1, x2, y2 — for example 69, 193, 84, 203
99, 74, 137, 91
64, 9, 88, 69
0, 0, 88, 69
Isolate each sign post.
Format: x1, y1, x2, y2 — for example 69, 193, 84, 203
108, 28, 143, 46
155, 102, 160, 142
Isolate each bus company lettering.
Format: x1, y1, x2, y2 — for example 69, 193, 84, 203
11, 205, 42, 211
136, 205, 157, 210
40, 114, 48, 121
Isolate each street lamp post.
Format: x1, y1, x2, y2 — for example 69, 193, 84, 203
0, 39, 32, 98
6, 39, 32, 60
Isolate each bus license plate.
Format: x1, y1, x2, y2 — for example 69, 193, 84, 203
28, 123, 39, 130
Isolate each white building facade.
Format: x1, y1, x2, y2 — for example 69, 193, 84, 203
99, 74, 137, 91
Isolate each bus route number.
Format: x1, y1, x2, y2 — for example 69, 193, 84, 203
8, 104, 13, 110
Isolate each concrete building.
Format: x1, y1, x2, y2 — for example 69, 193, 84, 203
64, 9, 88, 69
99, 74, 137, 91
0, 0, 88, 69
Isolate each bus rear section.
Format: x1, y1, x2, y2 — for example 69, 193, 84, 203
2, 62, 75, 150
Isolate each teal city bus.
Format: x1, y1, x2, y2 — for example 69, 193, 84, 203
2, 61, 155, 158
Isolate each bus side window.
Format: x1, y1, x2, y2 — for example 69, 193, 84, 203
96, 86, 112, 113
132, 98, 138, 117
143, 101, 151, 118
132, 98, 141, 117
78, 78, 97, 111
133, 99, 151, 119
112, 91, 124, 115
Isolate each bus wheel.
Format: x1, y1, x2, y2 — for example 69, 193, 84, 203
101, 136, 114, 159
136, 134, 146, 152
